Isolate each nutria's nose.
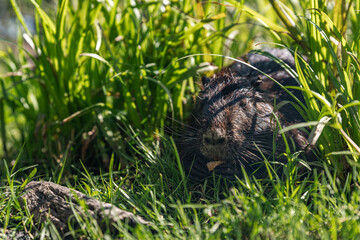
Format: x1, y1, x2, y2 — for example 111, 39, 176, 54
200, 129, 228, 160
203, 130, 226, 145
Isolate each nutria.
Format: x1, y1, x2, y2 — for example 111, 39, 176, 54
179, 49, 310, 182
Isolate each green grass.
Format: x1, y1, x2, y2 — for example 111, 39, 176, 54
1, 0, 360, 239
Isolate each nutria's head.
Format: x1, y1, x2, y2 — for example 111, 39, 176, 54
178, 49, 309, 182
180, 72, 280, 181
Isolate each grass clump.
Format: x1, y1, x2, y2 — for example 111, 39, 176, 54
0, 0, 360, 239
2, 138, 360, 239
0, 0, 252, 169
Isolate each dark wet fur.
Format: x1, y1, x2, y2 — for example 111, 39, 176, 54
178, 49, 310, 182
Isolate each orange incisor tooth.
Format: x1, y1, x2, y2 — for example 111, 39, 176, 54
206, 161, 224, 172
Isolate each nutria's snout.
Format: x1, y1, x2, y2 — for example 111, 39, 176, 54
200, 128, 229, 162
200, 128, 228, 172
203, 130, 226, 145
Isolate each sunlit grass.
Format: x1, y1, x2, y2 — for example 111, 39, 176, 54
1, 0, 360, 238
2, 137, 360, 239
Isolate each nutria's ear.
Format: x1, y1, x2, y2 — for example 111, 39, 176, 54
201, 76, 211, 86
